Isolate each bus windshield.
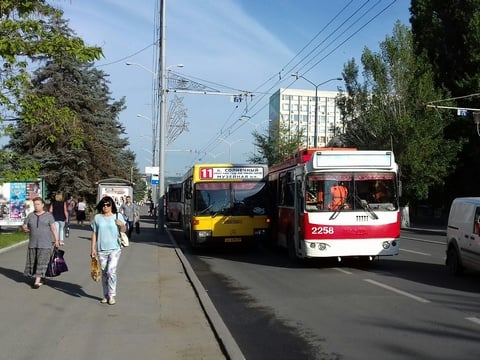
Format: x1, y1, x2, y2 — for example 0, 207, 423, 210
305, 172, 398, 212
194, 182, 268, 216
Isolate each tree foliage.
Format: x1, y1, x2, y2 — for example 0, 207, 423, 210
411, 0, 480, 201
5, 57, 141, 203
247, 121, 304, 166
0, 0, 103, 180
337, 22, 462, 205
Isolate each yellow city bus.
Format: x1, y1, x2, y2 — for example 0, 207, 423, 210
181, 163, 270, 248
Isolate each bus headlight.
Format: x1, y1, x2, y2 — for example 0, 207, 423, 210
382, 241, 391, 249
197, 230, 212, 239
254, 229, 267, 236
318, 243, 328, 251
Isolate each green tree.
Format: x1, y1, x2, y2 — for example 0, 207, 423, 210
411, 0, 480, 200
6, 57, 134, 204
337, 22, 462, 205
247, 121, 304, 166
0, 0, 102, 179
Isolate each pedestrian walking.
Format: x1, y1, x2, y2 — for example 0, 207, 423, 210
119, 195, 139, 239
49, 193, 68, 246
76, 197, 86, 225
22, 197, 60, 289
149, 201, 154, 216
90, 196, 126, 305
66, 195, 76, 226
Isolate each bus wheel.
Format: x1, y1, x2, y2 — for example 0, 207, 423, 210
447, 246, 463, 276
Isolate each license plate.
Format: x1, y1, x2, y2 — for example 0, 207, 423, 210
224, 237, 242, 243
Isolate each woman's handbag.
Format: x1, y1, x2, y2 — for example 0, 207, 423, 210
119, 231, 129, 247
116, 213, 129, 247
90, 257, 101, 282
46, 248, 68, 277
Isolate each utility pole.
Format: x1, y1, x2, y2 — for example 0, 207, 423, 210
291, 74, 341, 147
158, 0, 167, 232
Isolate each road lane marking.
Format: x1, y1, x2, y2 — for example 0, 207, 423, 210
400, 248, 431, 256
363, 279, 431, 303
401, 235, 444, 245
465, 317, 480, 326
334, 268, 352, 275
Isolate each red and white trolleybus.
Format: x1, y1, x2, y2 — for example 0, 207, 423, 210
268, 148, 400, 261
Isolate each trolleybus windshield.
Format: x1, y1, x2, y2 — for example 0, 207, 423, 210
305, 172, 397, 212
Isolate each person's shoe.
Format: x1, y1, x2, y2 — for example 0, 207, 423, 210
60, 241, 65, 246
108, 296, 116, 305
33, 283, 42, 289
100, 298, 108, 304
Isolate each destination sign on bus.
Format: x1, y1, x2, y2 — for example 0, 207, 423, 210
199, 166, 264, 180
313, 151, 393, 168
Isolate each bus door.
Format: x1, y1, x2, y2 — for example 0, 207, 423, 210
294, 174, 304, 256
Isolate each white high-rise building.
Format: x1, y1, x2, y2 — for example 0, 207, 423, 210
269, 88, 346, 148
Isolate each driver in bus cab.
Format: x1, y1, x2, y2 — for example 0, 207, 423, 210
328, 181, 348, 211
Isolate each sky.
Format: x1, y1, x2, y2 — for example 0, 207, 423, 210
56, 0, 411, 178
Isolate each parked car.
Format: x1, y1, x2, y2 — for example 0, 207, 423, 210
446, 197, 480, 275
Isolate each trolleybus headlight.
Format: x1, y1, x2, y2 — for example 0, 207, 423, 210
382, 241, 391, 249
318, 243, 328, 251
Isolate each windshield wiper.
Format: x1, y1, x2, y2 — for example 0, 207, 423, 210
329, 202, 348, 220
198, 204, 213, 215
356, 195, 378, 219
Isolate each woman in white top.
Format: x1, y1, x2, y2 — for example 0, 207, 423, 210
90, 196, 126, 305
76, 197, 87, 225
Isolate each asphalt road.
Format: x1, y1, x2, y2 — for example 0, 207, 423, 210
171, 227, 480, 360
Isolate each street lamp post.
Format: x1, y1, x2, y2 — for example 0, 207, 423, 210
291, 74, 342, 147
206, 152, 224, 160
125, 60, 183, 231
220, 138, 244, 162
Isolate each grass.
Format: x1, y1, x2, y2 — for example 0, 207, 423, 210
0, 229, 28, 249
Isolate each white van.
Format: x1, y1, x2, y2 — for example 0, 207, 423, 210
446, 197, 480, 274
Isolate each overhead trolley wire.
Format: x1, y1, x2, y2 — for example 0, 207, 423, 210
185, 0, 399, 165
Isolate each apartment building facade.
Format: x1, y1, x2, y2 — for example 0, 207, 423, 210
269, 88, 346, 148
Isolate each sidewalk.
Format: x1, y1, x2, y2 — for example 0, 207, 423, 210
0, 211, 244, 360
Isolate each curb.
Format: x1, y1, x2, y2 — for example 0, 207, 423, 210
0, 239, 28, 255
166, 229, 246, 360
